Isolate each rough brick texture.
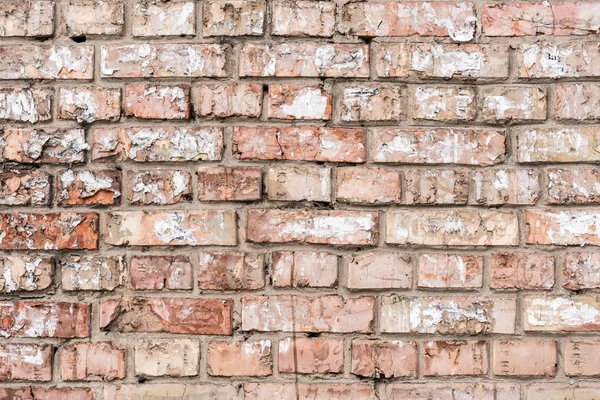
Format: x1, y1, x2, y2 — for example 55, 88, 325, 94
1, 0, 599, 396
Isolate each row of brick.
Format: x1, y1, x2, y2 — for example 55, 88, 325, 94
3, 1, 600, 41
2, 250, 598, 293
2, 42, 600, 80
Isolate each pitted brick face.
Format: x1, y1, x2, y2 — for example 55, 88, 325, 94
2, 0, 599, 395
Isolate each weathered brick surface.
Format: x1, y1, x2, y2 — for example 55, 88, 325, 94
3, 1, 600, 393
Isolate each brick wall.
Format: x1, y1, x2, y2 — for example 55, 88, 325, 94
0, 0, 599, 399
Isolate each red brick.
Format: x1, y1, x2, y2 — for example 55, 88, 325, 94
351, 339, 417, 378
517, 41, 600, 79
526, 382, 600, 400
194, 83, 262, 118
61, 342, 125, 381
198, 252, 264, 290
0, 88, 52, 123
197, 166, 262, 201
101, 44, 228, 78
272, 1, 335, 37
493, 340, 557, 376
0, 387, 92, 400
424, 341, 487, 376
0, 213, 98, 250
405, 169, 469, 204
104, 384, 239, 399
0, 301, 89, 338
129, 255, 193, 290
105, 211, 236, 246
340, 2, 477, 42
418, 254, 483, 289
548, 167, 600, 204
381, 383, 519, 400
413, 87, 476, 121
0, 45, 93, 80
244, 383, 377, 400
125, 84, 190, 120
57, 169, 121, 206
0, 255, 53, 293
490, 252, 554, 290
247, 209, 378, 245
481, 87, 547, 122
564, 340, 600, 376
526, 209, 600, 245
58, 87, 121, 123
132, 0, 195, 37
267, 166, 331, 202
473, 169, 540, 205
208, 340, 271, 376
135, 339, 199, 377
100, 298, 232, 335
564, 252, 600, 290
60, 255, 123, 291
522, 295, 600, 332
204, 1, 264, 36
242, 295, 374, 333
337, 84, 404, 122
554, 83, 600, 120
517, 127, 600, 163
0, 1, 54, 37
268, 85, 331, 120
233, 126, 365, 162
336, 167, 401, 204
239, 43, 369, 77
271, 251, 338, 288
347, 252, 412, 290
62, 0, 124, 36
127, 170, 192, 205
0, 344, 52, 381
279, 337, 343, 374
0, 170, 51, 206
91, 127, 223, 162
0, 129, 87, 164
380, 296, 517, 334
371, 128, 505, 165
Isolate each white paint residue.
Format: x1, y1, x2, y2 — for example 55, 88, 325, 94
154, 213, 198, 245
280, 88, 328, 119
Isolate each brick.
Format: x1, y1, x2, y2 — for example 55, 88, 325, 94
242, 295, 374, 333
518, 127, 600, 163
247, 209, 378, 245
239, 43, 369, 77
481, 86, 547, 122
198, 252, 264, 290
404, 169, 469, 205
204, 1, 264, 36
473, 169, 540, 205
337, 84, 404, 122
268, 84, 331, 120
336, 167, 401, 204
63, 0, 124, 36
101, 44, 228, 78
132, 0, 195, 37
0, 344, 52, 381
0, 170, 51, 206
127, 170, 192, 205
526, 382, 600, 400
194, 83, 262, 118
564, 252, 600, 290
526, 210, 600, 245
129, 255, 193, 290
61, 342, 125, 381
244, 383, 377, 400
490, 252, 555, 290
0, 213, 98, 250
493, 340, 557, 376
0, 45, 93, 80
387, 210, 519, 246
423, 341, 487, 376
279, 337, 343, 374
0, 255, 53, 293
0, 301, 89, 338
272, 1, 335, 37
413, 87, 476, 121
0, 387, 92, 400
60, 255, 123, 291
271, 251, 338, 288
347, 252, 412, 290
100, 298, 232, 335
105, 384, 240, 399
91, 127, 223, 162
57, 169, 121, 206
340, 2, 477, 42
0, 88, 52, 123
554, 83, 600, 120
0, 1, 54, 37
135, 339, 199, 377
371, 128, 505, 165
522, 295, 600, 332
381, 383, 519, 400
517, 41, 600, 79
105, 211, 236, 246
267, 166, 331, 202
208, 340, 272, 376
125, 84, 190, 120
351, 339, 417, 378
418, 254, 483, 289
549, 167, 600, 204
233, 126, 366, 162
564, 340, 600, 376
197, 166, 261, 201
380, 296, 516, 334
58, 87, 121, 123
0, 129, 87, 164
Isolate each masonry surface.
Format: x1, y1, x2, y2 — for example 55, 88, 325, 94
1, 0, 600, 399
